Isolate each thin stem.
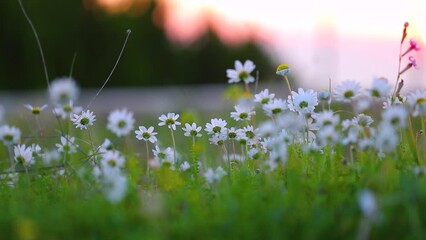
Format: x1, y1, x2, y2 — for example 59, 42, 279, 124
284, 75, 292, 94
392, 43, 404, 98
222, 144, 232, 185
170, 128, 177, 163
18, 0, 50, 89
145, 141, 150, 177
7, 145, 14, 170
85, 29, 132, 110
69, 53, 77, 78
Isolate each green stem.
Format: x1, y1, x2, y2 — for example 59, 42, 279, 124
170, 128, 177, 164
145, 141, 150, 177
284, 75, 292, 94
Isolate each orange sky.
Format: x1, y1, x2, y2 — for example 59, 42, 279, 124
96, 0, 426, 91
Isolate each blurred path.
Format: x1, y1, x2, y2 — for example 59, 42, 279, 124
0, 83, 286, 116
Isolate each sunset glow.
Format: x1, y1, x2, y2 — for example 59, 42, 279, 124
95, 0, 426, 89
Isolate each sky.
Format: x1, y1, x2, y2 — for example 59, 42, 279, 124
97, 0, 426, 91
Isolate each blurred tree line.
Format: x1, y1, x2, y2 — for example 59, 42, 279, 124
0, 0, 276, 90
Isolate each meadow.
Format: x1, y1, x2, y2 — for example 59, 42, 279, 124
1, 2, 426, 239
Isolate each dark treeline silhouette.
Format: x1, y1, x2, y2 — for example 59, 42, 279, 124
0, 0, 275, 90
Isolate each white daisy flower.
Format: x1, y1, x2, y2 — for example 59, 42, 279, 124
56, 135, 78, 153
254, 89, 275, 105
42, 149, 61, 165
226, 60, 256, 84
382, 105, 408, 129
375, 122, 398, 154
182, 123, 202, 137
312, 110, 340, 128
180, 161, 191, 172
135, 126, 158, 143
288, 88, 318, 114
14, 144, 34, 166
71, 110, 96, 130
204, 166, 227, 184
205, 118, 227, 135
158, 113, 181, 131
30, 144, 42, 158
382, 95, 406, 109
53, 101, 83, 120
107, 108, 135, 137
317, 91, 331, 102
353, 114, 374, 127
230, 104, 256, 121
100, 138, 114, 152
333, 80, 362, 102
368, 78, 392, 98
209, 133, 228, 146
0, 125, 21, 146
0, 171, 18, 187
407, 89, 426, 116
101, 168, 128, 204
316, 125, 340, 146
354, 97, 371, 113
100, 150, 125, 170
358, 189, 378, 220
49, 77, 80, 106
226, 127, 239, 140
24, 104, 48, 115
152, 145, 175, 168
263, 98, 288, 117
276, 63, 291, 76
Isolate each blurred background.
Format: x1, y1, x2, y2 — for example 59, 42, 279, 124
0, 0, 425, 94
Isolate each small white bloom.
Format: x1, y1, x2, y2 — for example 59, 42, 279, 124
368, 78, 392, 98
263, 98, 288, 117
102, 169, 128, 204
316, 125, 340, 146
53, 101, 82, 120
230, 104, 256, 121
382, 105, 408, 129
204, 166, 227, 184
180, 161, 191, 171
276, 64, 291, 76
107, 108, 135, 137
226, 127, 239, 140
312, 110, 339, 128
182, 123, 202, 137
407, 89, 426, 116
354, 97, 371, 113
42, 149, 61, 165
49, 77, 80, 106
254, 89, 275, 105
226, 60, 256, 84
14, 144, 33, 166
56, 135, 78, 153
158, 113, 181, 130
71, 110, 96, 130
152, 145, 175, 168
209, 133, 228, 146
375, 122, 398, 154
287, 88, 318, 114
135, 126, 158, 143
0, 125, 21, 146
24, 104, 48, 115
205, 118, 227, 135
100, 150, 125, 170
30, 144, 42, 158
358, 189, 378, 220
333, 80, 362, 102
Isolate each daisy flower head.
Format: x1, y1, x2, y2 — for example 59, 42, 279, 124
209, 133, 228, 146
333, 80, 362, 102
205, 118, 227, 135
230, 104, 256, 122
152, 145, 175, 168
263, 98, 288, 117
100, 150, 125, 170
71, 110, 96, 130
180, 161, 191, 172
254, 89, 275, 105
56, 135, 78, 153
24, 104, 48, 115
368, 78, 392, 98
135, 126, 158, 143
317, 91, 331, 102
226, 60, 256, 84
312, 110, 340, 129
226, 127, 239, 140
407, 89, 426, 116
49, 77, 80, 106
158, 113, 181, 130
288, 88, 318, 114
382, 105, 408, 129
0, 125, 21, 146
14, 144, 34, 167
182, 123, 202, 137
53, 101, 82, 120
107, 108, 135, 137
276, 63, 290, 76
358, 189, 378, 220
204, 166, 227, 184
